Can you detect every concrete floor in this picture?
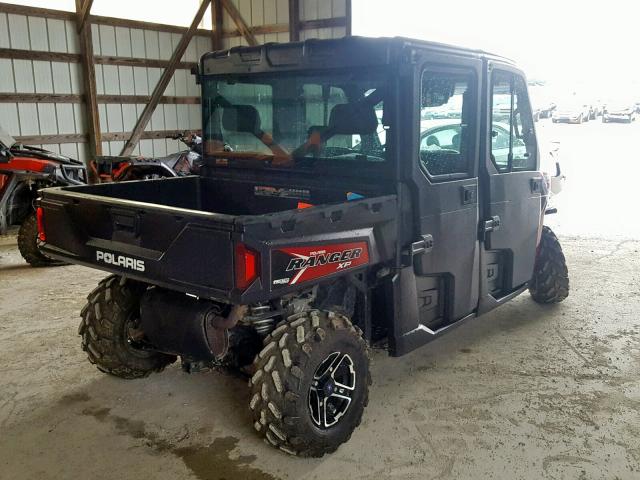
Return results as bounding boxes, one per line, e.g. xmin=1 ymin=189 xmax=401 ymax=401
xmin=2 ymin=119 xmax=640 ymax=479
xmin=1 ymin=233 xmax=639 ymax=480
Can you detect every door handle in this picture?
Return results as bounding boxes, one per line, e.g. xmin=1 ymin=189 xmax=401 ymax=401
xmin=402 ymin=234 xmax=434 ymax=265
xmin=482 ymin=215 xmax=501 ymax=234
xmin=461 ymin=185 xmax=478 ymax=205
xmin=411 ymin=234 xmax=434 ymax=256
xmin=530 ymin=177 xmax=544 ymax=194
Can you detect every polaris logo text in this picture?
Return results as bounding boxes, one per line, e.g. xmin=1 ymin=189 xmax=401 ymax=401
xmin=286 ymin=248 xmax=363 ymax=271
xmin=96 ymin=250 xmax=145 ymax=272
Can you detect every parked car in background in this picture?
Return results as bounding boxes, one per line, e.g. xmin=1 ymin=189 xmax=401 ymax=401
xmin=591 ymin=100 xmax=605 ymax=118
xmin=602 ymin=102 xmax=636 ymax=123
xmin=529 ymin=87 xmax=556 ymax=119
xmin=552 ymin=102 xmax=591 ymax=123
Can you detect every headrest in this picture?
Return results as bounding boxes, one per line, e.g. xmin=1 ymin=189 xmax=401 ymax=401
xmin=328 ymin=103 xmax=378 ymax=135
xmin=222 ymin=105 xmax=261 ymax=134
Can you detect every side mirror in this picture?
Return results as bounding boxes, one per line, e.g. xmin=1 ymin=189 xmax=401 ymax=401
xmin=190 ymin=65 xmax=200 ymax=85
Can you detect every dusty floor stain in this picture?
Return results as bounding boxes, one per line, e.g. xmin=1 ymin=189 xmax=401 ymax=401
xmin=58 ymin=392 xmax=91 ymax=405
xmin=175 ymin=437 xmax=276 ymax=480
xmin=82 ymin=406 xmax=277 ymax=479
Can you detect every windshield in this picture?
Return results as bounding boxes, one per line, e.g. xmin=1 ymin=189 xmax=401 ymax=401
xmin=201 ymin=71 xmax=389 ymax=170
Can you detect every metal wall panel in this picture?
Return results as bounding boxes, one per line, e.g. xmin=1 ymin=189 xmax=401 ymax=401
xmin=0 ymin=1 xmax=349 ymax=164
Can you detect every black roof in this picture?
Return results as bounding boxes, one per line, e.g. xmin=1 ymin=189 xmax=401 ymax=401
xmin=200 ymin=36 xmax=515 ymax=76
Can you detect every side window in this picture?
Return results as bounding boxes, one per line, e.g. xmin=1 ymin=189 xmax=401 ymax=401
xmin=419 ymin=71 xmax=475 ymax=178
xmin=491 ymin=72 xmax=537 ymax=172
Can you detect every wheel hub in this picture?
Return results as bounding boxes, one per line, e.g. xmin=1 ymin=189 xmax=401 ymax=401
xmin=308 ymin=352 xmax=356 ymax=429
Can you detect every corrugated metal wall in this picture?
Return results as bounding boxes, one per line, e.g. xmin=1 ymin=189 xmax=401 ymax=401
xmin=0 ymin=13 xmax=88 ymax=159
xmin=91 ymin=23 xmax=208 ymax=158
xmin=0 ymin=0 xmax=349 ymax=164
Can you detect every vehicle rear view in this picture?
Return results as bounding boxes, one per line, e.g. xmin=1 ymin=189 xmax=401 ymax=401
xmin=37 ymin=36 xmax=568 ymax=457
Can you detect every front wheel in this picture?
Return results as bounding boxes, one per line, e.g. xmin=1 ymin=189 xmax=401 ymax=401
xmin=79 ymin=275 xmax=176 ymax=379
xmin=249 ymin=310 xmax=370 ymax=457
xmin=17 ymin=212 xmax=65 ymax=267
xmin=529 ymin=226 xmax=569 ymax=304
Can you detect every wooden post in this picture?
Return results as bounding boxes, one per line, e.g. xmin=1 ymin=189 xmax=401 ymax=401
xmin=120 ymin=0 xmax=212 ymax=156
xmin=288 ymin=0 xmax=300 ymax=41
xmin=76 ymin=0 xmax=93 ymax=32
xmin=219 ymin=0 xmax=258 ymax=46
xmin=345 ymin=0 xmax=352 ymax=36
xmin=75 ymin=0 xmax=101 ymax=183
xmin=211 ymin=0 xmax=223 ymax=51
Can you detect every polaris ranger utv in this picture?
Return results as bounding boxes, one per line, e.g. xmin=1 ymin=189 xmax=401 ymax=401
xmin=37 ymin=37 xmax=569 ymax=457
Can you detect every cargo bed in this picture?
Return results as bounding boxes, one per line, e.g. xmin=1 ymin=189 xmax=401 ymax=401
xmin=39 ymin=176 xmax=398 ymax=303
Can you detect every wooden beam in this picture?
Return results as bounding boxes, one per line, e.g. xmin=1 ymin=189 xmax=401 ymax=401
xmin=0 ymin=93 xmax=200 ymax=104
xmin=13 ymin=130 xmax=202 ymax=146
xmin=76 ymin=0 xmax=101 ymax=183
xmin=345 ymin=0 xmax=352 ymax=36
xmin=0 ymin=48 xmax=196 ymax=70
xmin=14 ymin=133 xmax=87 ymax=145
xmin=220 ymin=0 xmax=258 ymax=46
xmin=211 ymin=0 xmax=223 ymax=51
xmin=299 ymin=17 xmax=348 ymax=30
xmin=223 ymin=23 xmax=288 ymax=37
xmin=103 ymin=129 xmax=201 ymax=142
xmin=94 ymin=55 xmax=196 ymax=70
xmin=288 ymin=0 xmax=300 ymax=41
xmin=0 ymin=48 xmax=80 ymax=63
xmin=0 ymin=93 xmax=82 ymax=103
xmin=87 ymin=14 xmax=213 ymax=37
xmin=120 ymin=0 xmax=211 ymax=156
xmin=98 ymin=95 xmax=200 ymax=105
xmin=76 ymin=0 xmax=93 ymax=32
xmin=0 ymin=2 xmax=73 ymax=21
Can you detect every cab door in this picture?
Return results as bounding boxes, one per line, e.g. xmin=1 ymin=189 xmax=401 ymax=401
xmin=479 ymin=64 xmax=544 ymax=307
xmin=389 ymin=59 xmax=483 ymax=357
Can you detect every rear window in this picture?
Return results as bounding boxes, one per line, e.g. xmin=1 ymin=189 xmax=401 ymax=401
xmin=201 ymin=71 xmax=390 ymax=172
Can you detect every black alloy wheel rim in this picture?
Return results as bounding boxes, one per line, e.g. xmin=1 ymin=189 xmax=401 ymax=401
xmin=308 ymin=351 xmax=356 ymax=429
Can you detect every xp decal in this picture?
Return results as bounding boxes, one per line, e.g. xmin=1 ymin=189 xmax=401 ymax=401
xmin=271 ymin=241 xmax=369 ymax=288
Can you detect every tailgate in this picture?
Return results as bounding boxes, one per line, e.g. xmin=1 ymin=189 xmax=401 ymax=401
xmin=39 ymin=187 xmax=236 ymax=298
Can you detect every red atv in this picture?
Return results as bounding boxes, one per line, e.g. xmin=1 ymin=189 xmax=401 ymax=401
xmin=0 ymin=127 xmax=86 ymax=266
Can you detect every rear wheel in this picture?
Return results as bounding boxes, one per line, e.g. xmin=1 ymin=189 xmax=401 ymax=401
xmin=529 ymin=226 xmax=569 ymax=304
xmin=78 ymin=275 xmax=176 ymax=379
xmin=249 ymin=310 xmax=370 ymax=457
xmin=17 ymin=212 xmax=65 ymax=267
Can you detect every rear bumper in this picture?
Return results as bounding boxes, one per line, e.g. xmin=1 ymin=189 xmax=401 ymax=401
xmin=42 ymin=242 xmax=235 ymax=301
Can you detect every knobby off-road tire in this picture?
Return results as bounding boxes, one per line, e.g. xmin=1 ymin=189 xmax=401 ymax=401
xmin=249 ymin=310 xmax=370 ymax=457
xmin=17 ymin=212 xmax=64 ymax=267
xmin=529 ymin=226 xmax=569 ymax=304
xmin=78 ymin=275 xmax=175 ymax=379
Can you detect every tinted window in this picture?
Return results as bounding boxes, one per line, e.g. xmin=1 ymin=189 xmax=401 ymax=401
xmin=491 ymin=72 xmax=537 ymax=172
xmin=202 ymin=72 xmax=388 ymax=170
xmin=419 ymin=71 xmax=474 ymax=177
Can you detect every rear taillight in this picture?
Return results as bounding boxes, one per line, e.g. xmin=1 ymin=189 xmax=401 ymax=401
xmin=235 ymin=243 xmax=260 ymax=290
xmin=36 ymin=207 xmax=46 ymax=242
